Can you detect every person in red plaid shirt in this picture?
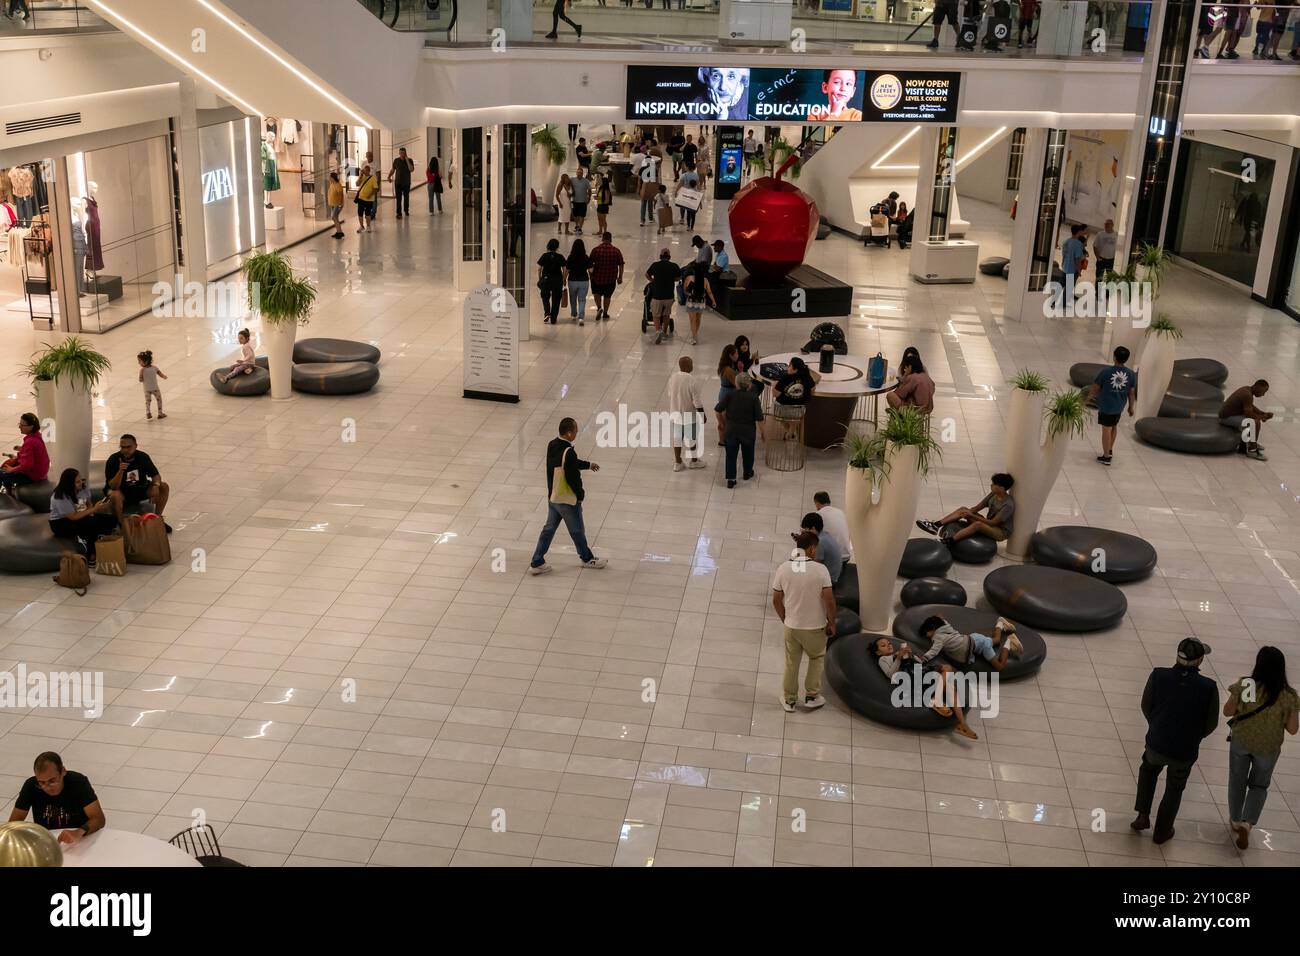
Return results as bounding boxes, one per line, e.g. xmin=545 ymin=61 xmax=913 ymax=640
xmin=588 ymin=232 xmax=625 ymax=322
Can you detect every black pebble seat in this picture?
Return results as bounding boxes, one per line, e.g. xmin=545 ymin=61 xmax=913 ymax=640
xmin=210 ymin=364 xmax=271 ymax=396
xmin=1164 ymin=376 xmax=1222 ymax=403
xmin=983 ymin=565 xmax=1127 ymax=632
xmin=293 ymin=338 xmax=381 ymax=365
xmin=1031 ymin=526 xmax=1157 ymax=583
xmin=1000 ymin=261 xmax=1010 ymax=279
xmin=824 ymin=632 xmax=968 ymax=730
xmin=1135 ymin=417 xmax=1239 ymax=454
xmin=898 ymin=538 xmax=954 ymax=578
xmin=1173 ymin=358 xmax=1229 ymax=388
xmin=1068 ymin=362 xmax=1105 ymax=389
xmin=1158 ymin=395 xmax=1223 ymax=419
xmin=14 ymin=480 xmax=54 ymax=514
xmin=830 ymin=606 xmax=861 ymax=643
xmin=900 ymin=576 xmax=967 ymax=608
xmin=833 ymin=562 xmax=859 ymax=613
xmin=941 ymin=521 xmax=997 ymax=564
xmin=0 ymin=495 xmax=28 ymax=519
xmin=979 ymin=256 xmax=1009 ymax=276
xmin=291 ymin=361 xmax=380 ymax=395
xmin=531 ymin=202 xmax=557 ymax=223
xmin=891 ymin=604 xmax=1047 ymax=680
xmin=0 ymin=512 xmax=69 ymax=572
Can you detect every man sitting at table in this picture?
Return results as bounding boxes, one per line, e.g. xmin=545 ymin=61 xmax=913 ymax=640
xmin=8 ymin=751 xmax=106 ymax=845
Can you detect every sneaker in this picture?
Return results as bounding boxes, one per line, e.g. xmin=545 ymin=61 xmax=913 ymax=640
xmin=742 ymin=471 xmax=754 ymax=481
xmin=1130 ymin=813 xmax=1151 ymax=832
xmin=1248 ymin=448 xmax=1268 ymax=461
xmin=576 ymin=24 xmax=582 ymax=38
xmin=1097 ymin=454 xmax=1112 ymax=466
xmin=1290 ymin=50 xmax=1300 ymax=61
xmin=926 ymin=39 xmax=938 ymax=48
xmin=87 ymin=554 xmax=96 ymax=569
xmin=995 ymin=616 xmax=1016 ymax=634
xmin=163 ymin=523 xmax=173 ymax=534
xmin=780 ymin=697 xmax=796 ymax=713
xmin=544 ymin=32 xmax=557 ymax=39
xmin=1008 ymin=633 xmax=1024 ymax=656
xmin=1267 ymin=53 xmax=1281 ymax=60
xmin=654 ymin=331 xmax=664 ymax=344
xmin=1232 ymin=822 xmax=1251 ymax=850
xmin=1153 ymin=828 xmax=1175 ymax=845
xmin=528 ymin=563 xmax=552 ymax=575
xmin=157 ymin=413 xmax=167 ymax=420
xmin=581 ymin=557 xmax=608 ymax=569
xmin=687 ymin=459 xmax=706 ymax=469
xmin=915 ymin=519 xmax=941 ymax=535
xmin=687 ymin=337 xmax=697 ymax=345
xmin=673 ymin=462 xmax=684 ymax=473
xmin=578 ymin=318 xmax=584 ymax=327
xmin=803 ymin=695 xmax=825 ymax=710
xmin=1222 ymin=50 xmax=1240 ymax=59
xmin=146 ymin=413 xmax=152 ymax=420
xmin=727 ymin=479 xmax=736 ymax=489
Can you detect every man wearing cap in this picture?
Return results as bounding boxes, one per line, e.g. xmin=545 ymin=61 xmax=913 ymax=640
xmin=645 ymin=248 xmax=681 ymax=346
xmin=1131 ymin=638 xmax=1219 ymax=844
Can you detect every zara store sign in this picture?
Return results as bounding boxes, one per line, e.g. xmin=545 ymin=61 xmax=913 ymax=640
xmin=202 ymin=166 xmax=234 ymax=205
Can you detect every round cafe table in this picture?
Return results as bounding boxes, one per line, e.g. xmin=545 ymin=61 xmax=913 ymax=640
xmin=757 ymin=352 xmax=897 ymax=449
xmin=53 ymin=828 xmax=202 ymax=867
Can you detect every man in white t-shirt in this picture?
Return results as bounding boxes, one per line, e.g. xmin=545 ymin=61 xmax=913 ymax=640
xmin=772 ymin=531 xmax=836 ymax=713
xmin=667 ymin=356 xmax=706 ymax=473
xmin=813 ymin=491 xmax=852 ymax=561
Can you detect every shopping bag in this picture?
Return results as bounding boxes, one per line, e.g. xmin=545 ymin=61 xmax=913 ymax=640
xmin=95 ymin=534 xmax=126 ymax=576
xmin=561 ymin=286 xmax=569 ymax=310
xmin=123 ymin=514 xmax=171 ymax=565
xmin=675 ymin=188 xmax=703 ymax=211
xmin=549 ymin=448 xmax=578 ymax=506
xmin=657 ymin=205 xmax=674 ymax=228
xmin=867 ymin=352 xmax=887 ymax=389
xmin=871 ymin=212 xmax=889 ymax=230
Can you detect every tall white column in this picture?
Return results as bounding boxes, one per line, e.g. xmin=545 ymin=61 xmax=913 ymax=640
xmin=500 ymin=0 xmax=531 ymax=41
xmin=453 ymin=127 xmax=487 ymax=293
xmin=46 ymin=156 xmax=80 ymax=333
xmin=1035 ymin=0 xmax=1088 ymax=56
xmin=174 ymin=77 xmax=208 ymax=287
xmin=1004 ymin=128 xmax=1061 ymax=322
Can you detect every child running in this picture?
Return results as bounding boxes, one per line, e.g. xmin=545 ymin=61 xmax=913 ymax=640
xmin=138 ymin=350 xmax=167 ymax=420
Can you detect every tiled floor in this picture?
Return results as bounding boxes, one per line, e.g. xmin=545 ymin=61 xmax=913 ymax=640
xmin=1 ymin=157 xmax=1299 ymax=868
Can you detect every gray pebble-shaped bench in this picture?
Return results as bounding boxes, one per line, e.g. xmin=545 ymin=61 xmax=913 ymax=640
xmin=291 ymin=361 xmax=380 ymax=395
xmin=11 ymin=481 xmax=52 ymax=514
xmin=833 ymin=562 xmax=859 ymax=613
xmin=1135 ymin=417 xmax=1240 ymax=454
xmin=1173 ymin=358 xmax=1228 ymax=388
xmin=900 ymin=576 xmax=967 ymax=608
xmin=941 ymin=521 xmax=998 ymax=564
xmin=0 ymin=512 xmax=69 ymax=573
xmin=1069 ymin=362 xmax=1105 ymax=389
xmin=979 ymin=256 xmax=1010 ymax=277
xmin=983 ymin=565 xmax=1127 ymax=632
xmin=210 ymin=364 xmax=271 ymax=396
xmin=898 ymin=538 xmax=954 ymax=579
xmin=825 ymin=632 xmax=969 ymax=731
xmin=293 ymin=338 xmax=381 ymax=365
xmin=892 ymin=604 xmax=1046 ymax=680
xmin=1158 ymin=395 xmax=1223 ymax=419
xmin=1164 ymin=376 xmax=1222 ymax=404
xmin=1030 ymin=526 xmax=1157 ymax=583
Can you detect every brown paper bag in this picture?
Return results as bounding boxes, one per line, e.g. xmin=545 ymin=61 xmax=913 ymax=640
xmin=123 ymin=515 xmax=171 ymax=565
xmin=95 ymin=534 xmax=126 ymax=576
xmin=656 ymin=205 xmax=674 ymax=228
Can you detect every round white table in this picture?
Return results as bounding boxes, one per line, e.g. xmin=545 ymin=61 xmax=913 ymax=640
xmin=757 ymin=351 xmax=898 ymax=448
xmin=53 ymin=828 xmax=202 ymax=867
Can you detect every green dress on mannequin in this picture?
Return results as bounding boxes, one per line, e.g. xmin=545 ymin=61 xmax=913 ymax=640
xmin=261 ymin=141 xmax=281 ymax=192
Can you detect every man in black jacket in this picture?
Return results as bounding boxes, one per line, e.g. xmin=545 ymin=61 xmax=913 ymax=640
xmin=1131 ymin=637 xmax=1219 ymax=844
xmin=529 ymin=418 xmax=607 ymax=574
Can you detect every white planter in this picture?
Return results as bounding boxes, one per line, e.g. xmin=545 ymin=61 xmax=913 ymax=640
xmin=51 ymin=377 xmax=92 ymax=480
xmin=844 ymin=444 xmax=924 ymax=633
xmin=531 ymin=145 xmax=561 ymax=203
xmin=1003 ymin=387 xmax=1070 ymax=560
xmin=1134 ymin=332 xmax=1176 ymax=420
xmin=33 ymin=379 xmax=56 ymax=441
xmin=263 ymin=322 xmax=297 ymax=400
xmin=1104 ymin=301 xmax=1146 ymax=364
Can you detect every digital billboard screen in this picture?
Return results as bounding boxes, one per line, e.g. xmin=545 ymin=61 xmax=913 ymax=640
xmin=625 ymin=66 xmax=959 ymax=124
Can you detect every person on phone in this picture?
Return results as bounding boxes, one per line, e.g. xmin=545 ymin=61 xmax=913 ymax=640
xmin=869 ymin=637 xmax=980 ymax=739
xmin=529 ymin=418 xmax=606 ymax=574
xmin=104 ymin=434 xmax=169 ymax=530
xmin=386 ymin=147 xmax=415 ymax=218
xmin=9 ymin=752 xmax=106 ymax=844
xmin=773 ymin=531 xmax=836 ymax=713
xmin=1220 ymin=379 xmax=1273 ymax=461
xmin=48 ymin=468 xmax=117 ymax=567
xmin=0 ymin=412 xmax=48 ymax=493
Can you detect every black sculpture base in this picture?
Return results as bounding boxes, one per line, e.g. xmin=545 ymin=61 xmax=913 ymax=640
xmin=715 ymin=264 xmax=853 ymax=321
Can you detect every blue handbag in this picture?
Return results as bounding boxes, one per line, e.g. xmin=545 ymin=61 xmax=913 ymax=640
xmin=867 ymin=352 xmax=887 ymax=389
xmin=676 ymin=280 xmax=687 ymax=306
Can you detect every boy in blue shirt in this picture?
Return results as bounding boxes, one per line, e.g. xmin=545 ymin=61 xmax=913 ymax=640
xmin=1086 ymin=345 xmax=1137 ymax=466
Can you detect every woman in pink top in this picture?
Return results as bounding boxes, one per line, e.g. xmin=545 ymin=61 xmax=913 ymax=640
xmin=0 ymin=413 xmax=49 ymax=492
xmin=887 ymin=350 xmax=936 ymax=415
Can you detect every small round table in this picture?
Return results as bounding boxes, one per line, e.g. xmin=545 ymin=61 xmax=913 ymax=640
xmin=757 ymin=352 xmax=897 ymax=449
xmin=53 ymin=828 xmax=202 ymax=867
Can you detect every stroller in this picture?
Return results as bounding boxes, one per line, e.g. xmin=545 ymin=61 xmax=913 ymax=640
xmin=865 ymin=202 xmax=892 ymax=248
xmin=640 ymin=281 xmax=676 ymax=336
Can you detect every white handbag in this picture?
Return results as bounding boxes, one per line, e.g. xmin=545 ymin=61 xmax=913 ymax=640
xmin=549 ymin=447 xmax=578 ymax=506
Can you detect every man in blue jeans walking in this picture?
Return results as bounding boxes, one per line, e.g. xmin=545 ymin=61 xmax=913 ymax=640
xmin=529 ymin=417 xmax=608 ymax=574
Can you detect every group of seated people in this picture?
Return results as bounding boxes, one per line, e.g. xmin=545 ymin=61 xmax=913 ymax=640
xmin=0 ymin=418 xmax=169 ymax=568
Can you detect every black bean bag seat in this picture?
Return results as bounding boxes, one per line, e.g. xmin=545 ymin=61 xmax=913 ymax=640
xmin=979 ymin=256 xmax=1009 ymax=276
xmin=1030 ymin=526 xmax=1157 ymax=583
xmin=14 ymin=480 xmax=55 ymax=514
xmin=830 ymin=606 xmax=860 ymax=643
xmin=898 ymin=538 xmax=953 ymax=579
xmin=1158 ymin=395 xmax=1223 ymax=419
xmin=892 ymin=604 xmax=1047 ymax=680
xmin=291 ymin=361 xmax=380 ymax=395
xmin=293 ymin=338 xmax=381 ymax=365
xmin=210 ymin=364 xmax=271 ymax=397
xmin=0 ymin=512 xmax=71 ymax=572
xmin=825 ymin=632 xmax=967 ymax=730
xmin=983 ymin=565 xmax=1127 ymax=632
xmin=900 ymin=576 xmax=967 ymax=608
xmin=1164 ymin=376 xmax=1222 ymax=404
xmin=833 ymin=562 xmax=859 ymax=613
xmin=941 ymin=521 xmax=997 ymax=564
xmin=1135 ymin=417 xmax=1239 ymax=454
xmin=1069 ymin=362 xmax=1105 ymax=389
xmin=1173 ymin=358 xmax=1228 ymax=388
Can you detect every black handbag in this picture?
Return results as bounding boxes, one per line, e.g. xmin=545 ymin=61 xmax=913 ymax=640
xmin=1226 ymin=691 xmax=1280 ymax=742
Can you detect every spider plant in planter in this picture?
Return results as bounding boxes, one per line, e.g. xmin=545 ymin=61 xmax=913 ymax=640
xmin=242 ymin=251 xmax=315 ymax=400
xmin=22 ymin=349 xmax=58 ymax=429
xmin=1004 ymin=386 xmax=1087 ymax=560
xmin=1135 ymin=242 xmax=1171 ymax=301
xmin=841 ymin=406 xmax=942 ymax=631
xmin=531 ymin=125 xmax=568 ymax=197
xmin=1134 ymin=314 xmax=1181 ymax=420
xmin=1011 ymin=369 xmax=1049 ymax=393
xmin=43 ymin=337 xmax=111 ymax=477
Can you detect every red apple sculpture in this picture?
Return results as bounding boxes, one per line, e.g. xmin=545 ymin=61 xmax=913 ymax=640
xmin=728 ymin=154 xmax=819 ymax=284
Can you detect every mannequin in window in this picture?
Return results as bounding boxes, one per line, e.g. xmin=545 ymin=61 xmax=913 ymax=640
xmin=69 ymin=198 xmax=88 ymax=298
xmin=261 ymin=133 xmax=280 ymax=209
xmin=83 ymin=180 xmax=104 ymax=274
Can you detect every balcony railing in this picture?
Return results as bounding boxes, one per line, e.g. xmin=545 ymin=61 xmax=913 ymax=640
xmin=0 ymin=1 xmax=113 ymax=34
xmin=1190 ymin=2 xmax=1300 ymax=63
